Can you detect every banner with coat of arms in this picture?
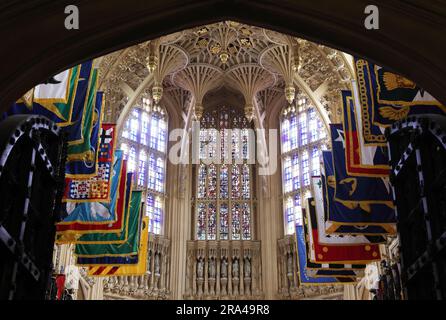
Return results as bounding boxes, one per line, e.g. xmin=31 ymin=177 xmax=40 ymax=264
xmin=301 ymin=207 xmax=365 ymax=278
xmin=64 ymin=123 xmax=116 ymax=200
xmin=312 ymin=177 xmax=386 ymax=244
xmin=304 ymin=198 xmax=381 ymax=264
xmin=354 ymin=58 xmax=445 ymax=146
xmin=342 ymin=89 xmax=390 ymax=177
xmin=295 ymin=225 xmax=356 ymax=285
xmin=322 ymin=151 xmax=396 ymax=235
xmin=55 ymin=154 xmax=128 ymax=241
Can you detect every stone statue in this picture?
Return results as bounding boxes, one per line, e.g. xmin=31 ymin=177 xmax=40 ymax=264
xmin=147 ymin=251 xmax=152 ymax=273
xmin=209 ymin=258 xmax=216 ymax=279
xmin=221 ymin=258 xmax=228 ymax=278
xmin=197 ymin=258 xmax=204 ymax=279
xmin=287 ymin=253 xmax=294 ymax=274
xmin=232 ymin=259 xmax=239 ymax=278
xmin=154 ymin=252 xmax=160 ymax=275
xmin=244 ymin=257 xmax=251 ymax=278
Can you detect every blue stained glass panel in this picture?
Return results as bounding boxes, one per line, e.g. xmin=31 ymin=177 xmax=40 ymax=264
xmin=242 ymin=203 xmax=251 ymax=240
xmin=220 ymin=203 xmax=229 ymax=240
xmin=231 ymin=203 xmax=241 ymax=240
xmin=231 ymin=165 xmax=241 ymax=199
xmin=197 ymin=203 xmax=206 ymax=240
xmin=208 ymin=203 xmax=217 ymax=240
xmin=220 ymin=165 xmax=229 ymax=199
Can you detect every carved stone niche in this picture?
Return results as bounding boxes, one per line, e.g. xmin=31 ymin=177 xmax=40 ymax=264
xmin=102 ymin=233 xmax=171 ymax=300
xmin=277 ymin=236 xmax=345 ymax=300
xmin=185 ymin=240 xmax=263 ymax=300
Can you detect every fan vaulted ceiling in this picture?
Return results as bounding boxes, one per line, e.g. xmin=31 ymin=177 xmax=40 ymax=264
xmin=97 ymin=21 xmax=354 ymax=126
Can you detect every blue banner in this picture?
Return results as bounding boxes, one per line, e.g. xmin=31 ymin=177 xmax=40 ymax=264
xmin=330 ymin=123 xmax=393 ymax=206
xmin=61 ymin=150 xmax=123 ymax=224
xmin=322 ymin=151 xmax=396 ymax=234
xmin=354 ymin=58 xmax=445 ymax=145
xmin=65 ymin=91 xmax=103 ymax=177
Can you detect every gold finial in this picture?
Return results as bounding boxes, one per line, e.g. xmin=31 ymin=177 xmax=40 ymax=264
xmin=285 ymin=85 xmax=296 ymax=104
xmin=244 ymin=103 xmax=255 ymax=122
xmin=152 ymin=85 xmax=163 ymax=104
xmin=219 ymin=51 xmax=229 ymax=64
xmin=194 ymin=103 xmax=204 ymax=120
xmin=146 ymin=54 xmax=158 ymax=73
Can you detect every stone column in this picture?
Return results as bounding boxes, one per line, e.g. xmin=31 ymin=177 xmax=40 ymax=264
xmin=167 ymin=161 xmax=192 ymax=299
xmin=257 ymin=169 xmax=282 ymax=299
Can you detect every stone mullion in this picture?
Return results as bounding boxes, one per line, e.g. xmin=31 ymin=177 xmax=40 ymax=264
xmin=249 ymin=163 xmax=254 ymax=240
xmin=194 ymin=164 xmax=199 ymax=240
xmin=204 ymin=251 xmax=209 ymax=296
xmin=149 ymin=247 xmax=156 ymax=290
xmin=192 ymin=253 xmax=197 ymax=296
xmin=216 ymin=164 xmax=221 ymax=240
xmin=228 ymin=164 xmax=233 ymax=240
xmin=239 ymin=250 xmax=245 ymax=296
xmin=228 ymin=256 xmax=233 ymax=296
xmin=216 ymin=254 xmax=221 ymax=296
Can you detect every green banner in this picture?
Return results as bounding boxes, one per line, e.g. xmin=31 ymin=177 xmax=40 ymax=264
xmin=74 ymin=190 xmax=143 ymax=257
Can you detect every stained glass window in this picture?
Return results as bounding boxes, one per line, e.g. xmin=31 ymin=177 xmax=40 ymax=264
xmin=290 ymin=116 xmax=299 ymax=151
xmin=146 ymin=193 xmax=163 ymax=235
xmin=299 ymin=112 xmax=308 ymax=146
xmin=280 ymin=99 xmax=327 ymax=233
xmin=138 ymin=150 xmax=147 ymax=187
xmin=293 ymin=193 xmax=303 ymax=227
xmin=220 ymin=165 xmax=229 ymax=199
xmin=150 ymin=116 xmax=160 ymax=150
xmin=241 ymin=165 xmax=250 ymax=199
xmin=195 ymin=107 xmax=254 ymax=240
xmin=119 ymin=102 xmax=168 ymax=235
xmin=292 ymin=154 xmax=300 ymax=191
xmin=208 ymin=203 xmax=217 ymax=240
xmin=241 ymin=203 xmax=251 ymax=240
xmin=232 ymin=203 xmax=241 ymax=240
xmin=155 ymin=157 xmax=164 ymax=193
xmin=309 ymin=108 xmax=318 ymax=142
xmin=283 ymin=157 xmax=292 ymax=193
xmin=318 ymin=118 xmax=326 ymax=139
xmin=141 ymin=112 xmax=149 ymax=146
xmin=312 ymin=146 xmax=320 ymax=176
xmin=302 ymin=151 xmax=310 ymax=187
xmin=198 ymin=164 xmax=207 ymax=198
xmin=284 ymin=197 xmax=295 ymax=235
xmin=148 ymin=154 xmax=156 ymax=190
xmin=197 ymin=203 xmax=206 ymax=240
xmin=208 ymin=164 xmax=217 ymax=199
xmin=128 ymin=146 xmax=136 ymax=173
xmin=231 ymin=165 xmax=241 ymax=199
xmin=220 ymin=203 xmax=229 ymax=240
xmin=130 ymin=110 xmax=139 ymax=142
xmin=232 ymin=129 xmax=242 ymax=161
xmin=282 ymin=119 xmax=290 ymax=153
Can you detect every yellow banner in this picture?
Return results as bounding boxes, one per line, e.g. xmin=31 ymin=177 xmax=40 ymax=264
xmin=87 ymin=217 xmax=149 ymax=277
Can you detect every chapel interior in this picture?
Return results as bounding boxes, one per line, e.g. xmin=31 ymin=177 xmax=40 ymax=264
xmin=0 ymin=5 xmax=445 ymax=301
xmin=68 ymin=22 xmax=349 ymax=300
